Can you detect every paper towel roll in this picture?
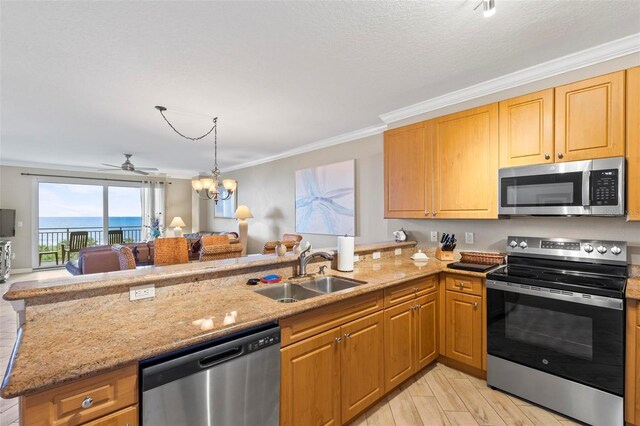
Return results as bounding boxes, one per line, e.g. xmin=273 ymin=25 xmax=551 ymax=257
xmin=337 ymin=235 xmax=355 ymax=272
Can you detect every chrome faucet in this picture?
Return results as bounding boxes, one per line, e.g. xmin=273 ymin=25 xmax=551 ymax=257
xmin=297 ymin=246 xmax=334 ymax=277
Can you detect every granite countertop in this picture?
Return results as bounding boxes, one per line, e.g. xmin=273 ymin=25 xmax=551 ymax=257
xmin=628 ymin=265 xmax=640 ymax=301
xmin=1 ymin=252 xmax=495 ymax=399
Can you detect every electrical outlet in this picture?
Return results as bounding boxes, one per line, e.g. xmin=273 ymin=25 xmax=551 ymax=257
xmin=394 ymin=248 xmax=402 ymax=255
xmin=465 ymin=232 xmax=474 ymax=244
xmin=17 ymin=221 xmax=23 ymax=228
xmin=430 ymin=231 xmax=438 ymax=242
xmin=353 ymin=254 xmax=360 ymax=262
xmin=130 ymin=284 xmax=155 ymax=301
xmin=372 ymin=251 xmax=381 ymax=259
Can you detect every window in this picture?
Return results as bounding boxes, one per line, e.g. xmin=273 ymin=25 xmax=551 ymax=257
xmin=37 ymin=181 xmax=142 ymax=266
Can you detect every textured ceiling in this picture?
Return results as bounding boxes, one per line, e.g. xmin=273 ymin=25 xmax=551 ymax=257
xmin=1 ymin=1 xmax=639 ymax=177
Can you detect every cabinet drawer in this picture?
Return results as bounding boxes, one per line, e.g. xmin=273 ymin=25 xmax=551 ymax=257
xmin=445 ymin=274 xmax=483 ymax=296
xmin=82 ymin=405 xmax=138 ymax=426
xmin=280 ymin=291 xmax=383 ymax=347
xmin=384 ymin=275 xmax=438 ymax=307
xmin=22 ymin=364 xmax=137 ymax=426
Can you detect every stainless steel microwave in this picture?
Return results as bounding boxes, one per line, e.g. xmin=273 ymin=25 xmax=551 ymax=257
xmin=498 ymin=157 xmax=625 ymax=216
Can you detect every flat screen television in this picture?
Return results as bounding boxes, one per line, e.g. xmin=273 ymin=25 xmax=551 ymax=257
xmin=0 ymin=209 xmax=16 ymax=238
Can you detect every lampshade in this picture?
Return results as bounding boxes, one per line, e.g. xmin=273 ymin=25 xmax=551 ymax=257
xmin=200 ymin=178 xmax=214 ymax=190
xmin=169 ymin=216 xmax=186 ymax=228
xmin=222 ymin=179 xmax=237 ymax=192
xmin=234 ymin=205 xmax=254 ymax=220
xmin=191 ymin=179 xmax=203 ymax=191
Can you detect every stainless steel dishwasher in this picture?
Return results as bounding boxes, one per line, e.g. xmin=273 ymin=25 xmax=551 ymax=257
xmin=141 ymin=324 xmax=280 ymax=426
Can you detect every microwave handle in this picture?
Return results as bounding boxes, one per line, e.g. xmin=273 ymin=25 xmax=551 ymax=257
xmin=582 ymin=170 xmax=591 ymax=208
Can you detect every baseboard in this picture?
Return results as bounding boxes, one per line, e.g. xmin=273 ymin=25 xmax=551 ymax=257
xmin=437 ymin=356 xmax=487 ymax=380
xmin=10 ymin=268 xmax=33 ymax=274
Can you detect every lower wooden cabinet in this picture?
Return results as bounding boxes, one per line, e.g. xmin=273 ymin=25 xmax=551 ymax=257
xmin=82 ymin=405 xmax=138 ymax=426
xmin=444 ymin=290 xmax=483 ymax=370
xmin=280 ymin=312 xmax=384 ymax=426
xmin=384 ymin=292 xmax=439 ymax=392
xmin=340 ymin=312 xmax=385 ymax=423
xmin=21 ymin=364 xmax=138 ymax=426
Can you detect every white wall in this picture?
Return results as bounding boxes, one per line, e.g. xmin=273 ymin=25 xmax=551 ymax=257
xmin=0 ymin=165 xmax=194 ymax=270
xmin=206 ymin=54 xmax=640 ymax=262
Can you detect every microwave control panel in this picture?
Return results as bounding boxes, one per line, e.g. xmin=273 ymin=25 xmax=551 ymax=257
xmin=590 ymin=169 xmax=618 ymax=206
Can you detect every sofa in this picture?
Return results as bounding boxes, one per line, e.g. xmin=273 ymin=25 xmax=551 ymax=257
xmin=66 ymin=242 xmax=154 ymax=276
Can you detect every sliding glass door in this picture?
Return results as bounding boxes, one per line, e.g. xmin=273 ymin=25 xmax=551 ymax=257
xmin=36 ymin=181 xmax=142 ymax=267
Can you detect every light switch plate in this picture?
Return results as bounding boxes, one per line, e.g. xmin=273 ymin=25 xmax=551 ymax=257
xmin=130 ymin=284 xmax=155 ymax=301
xmin=353 ymin=254 xmax=360 ymax=262
xmin=465 ymin=232 xmax=474 ymax=244
xmin=394 ymin=248 xmax=402 ymax=255
xmin=17 ymin=221 xmax=23 ymax=228
xmin=430 ymin=231 xmax=438 ymax=242
xmin=373 ymin=251 xmax=381 ymax=259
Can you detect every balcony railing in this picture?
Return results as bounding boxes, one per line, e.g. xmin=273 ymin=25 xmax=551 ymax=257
xmin=38 ymin=226 xmax=143 ymax=263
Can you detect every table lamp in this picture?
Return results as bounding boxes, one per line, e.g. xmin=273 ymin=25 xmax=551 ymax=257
xmin=169 ymin=216 xmax=186 ymax=237
xmin=234 ymin=205 xmax=253 ymax=256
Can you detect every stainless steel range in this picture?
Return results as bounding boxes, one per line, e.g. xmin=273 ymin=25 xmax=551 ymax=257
xmin=486 ymin=236 xmax=627 ymax=426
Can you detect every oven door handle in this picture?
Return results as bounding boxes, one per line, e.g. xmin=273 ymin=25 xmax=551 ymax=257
xmin=486 ymin=280 xmax=623 ymax=310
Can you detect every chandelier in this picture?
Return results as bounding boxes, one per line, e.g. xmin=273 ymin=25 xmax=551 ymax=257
xmin=155 ymin=106 xmax=237 ymax=204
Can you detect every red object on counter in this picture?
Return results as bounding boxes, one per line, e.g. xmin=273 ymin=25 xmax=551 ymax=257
xmin=260 ymin=275 xmax=282 ymax=284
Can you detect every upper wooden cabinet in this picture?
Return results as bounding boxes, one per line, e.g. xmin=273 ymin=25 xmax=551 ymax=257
xmin=384 ymin=122 xmax=430 ymax=218
xmin=432 ymin=104 xmax=499 ymax=219
xmin=499 ymin=89 xmax=554 ymax=167
xmin=627 ymin=66 xmax=640 ymax=221
xmin=555 ymin=71 xmax=625 ymax=162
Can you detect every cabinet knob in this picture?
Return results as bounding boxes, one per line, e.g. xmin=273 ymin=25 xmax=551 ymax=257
xmin=432 ymin=211 xmax=436 ymax=216
xmin=81 ymin=397 xmax=93 ymax=409
xmin=335 ymin=337 xmax=342 ymax=343
xmin=414 ymin=287 xmax=419 ymax=293
xmin=344 ymin=333 xmax=351 ymax=339
xmin=457 ymin=282 xmax=465 ymax=288
xmin=557 ymin=153 xmax=564 ymax=159
xmin=473 ymin=302 xmax=478 ymax=309
xmin=544 ymin=153 xmax=550 ymax=160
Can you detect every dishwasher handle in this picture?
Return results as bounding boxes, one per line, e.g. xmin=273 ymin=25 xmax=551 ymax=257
xmin=199 ymin=345 xmax=244 ymax=368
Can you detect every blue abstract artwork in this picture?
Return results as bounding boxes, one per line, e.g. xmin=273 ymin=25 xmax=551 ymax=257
xmin=295 ymin=160 xmax=355 ymax=236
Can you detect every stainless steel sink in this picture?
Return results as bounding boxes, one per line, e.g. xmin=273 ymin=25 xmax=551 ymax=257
xmin=299 ymin=276 xmax=367 ymax=293
xmin=253 ymin=283 xmax=323 ymax=303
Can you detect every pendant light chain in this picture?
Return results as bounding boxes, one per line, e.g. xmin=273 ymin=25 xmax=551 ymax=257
xmin=155 ymin=105 xmax=217 ymax=141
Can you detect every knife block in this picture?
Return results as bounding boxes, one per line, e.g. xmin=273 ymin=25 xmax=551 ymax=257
xmin=435 ymin=248 xmax=455 ymax=261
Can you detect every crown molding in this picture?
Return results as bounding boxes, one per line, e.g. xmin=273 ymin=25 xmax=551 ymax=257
xmin=379 ymin=33 xmax=640 ymax=124
xmin=224 ymin=123 xmax=387 ymax=172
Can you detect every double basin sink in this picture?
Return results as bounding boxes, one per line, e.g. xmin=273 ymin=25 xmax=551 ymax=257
xmin=254 ymin=276 xmax=367 ymax=303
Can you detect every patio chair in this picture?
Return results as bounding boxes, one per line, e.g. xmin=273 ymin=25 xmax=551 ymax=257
xmin=60 ymin=231 xmax=89 ymax=263
xmin=154 ymin=237 xmax=189 ymax=266
xmin=199 ymin=235 xmax=243 ymax=261
xmin=108 ymin=229 xmax=124 ymax=245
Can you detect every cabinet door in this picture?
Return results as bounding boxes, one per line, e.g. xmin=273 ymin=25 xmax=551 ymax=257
xmin=82 ymin=405 xmax=138 ymax=426
xmin=555 ymin=71 xmax=625 ymax=162
xmin=281 ymin=328 xmax=342 ymax=426
xmin=415 ymin=292 xmax=438 ymax=370
xmin=627 ymin=67 xmax=640 ymax=221
xmin=384 ymin=122 xmax=431 ymax=218
xmin=384 ymin=299 xmax=415 ymax=392
xmin=432 ymin=104 xmax=499 ymax=218
xmin=445 ymin=291 xmax=483 ymax=369
xmin=340 ymin=312 xmax=384 ymax=423
xmin=499 ymin=89 xmax=554 ymax=167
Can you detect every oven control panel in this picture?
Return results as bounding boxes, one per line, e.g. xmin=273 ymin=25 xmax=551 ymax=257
xmin=506 ymin=236 xmax=627 ymax=265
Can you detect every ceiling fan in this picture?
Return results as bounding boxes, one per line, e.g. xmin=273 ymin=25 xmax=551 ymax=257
xmin=98 ymin=154 xmax=158 ymax=176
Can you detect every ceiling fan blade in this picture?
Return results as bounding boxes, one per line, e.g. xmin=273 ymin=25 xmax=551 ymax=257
xmin=100 ymin=163 xmax=121 ymax=168
xmin=135 ymin=167 xmax=159 ymax=171
xmin=97 ymin=168 xmax=124 ymax=172
xmin=133 ymin=169 xmax=149 ymax=175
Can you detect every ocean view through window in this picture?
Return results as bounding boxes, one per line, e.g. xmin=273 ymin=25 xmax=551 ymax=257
xmin=38 ymin=182 xmax=142 ymax=265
